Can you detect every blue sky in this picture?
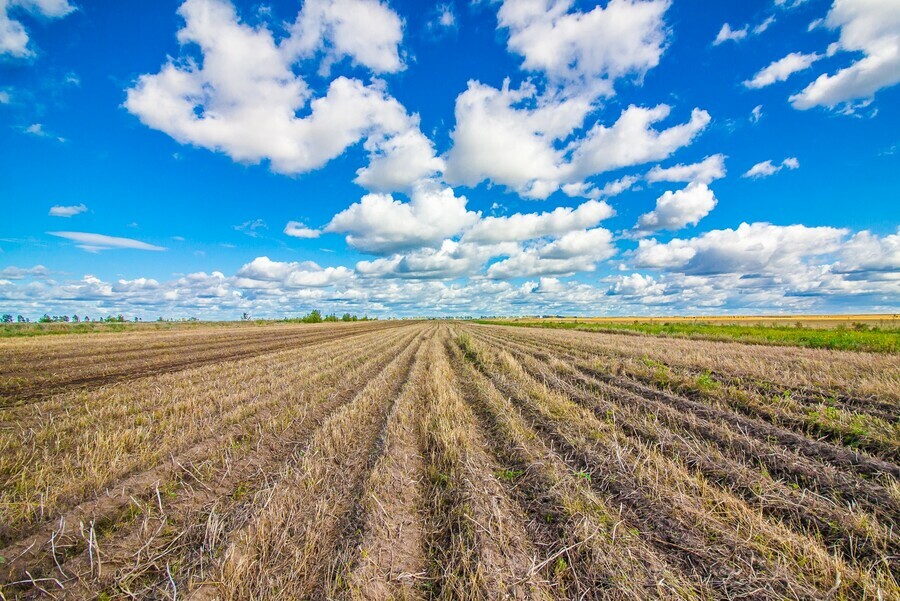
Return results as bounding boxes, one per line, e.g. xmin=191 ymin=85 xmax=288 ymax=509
xmin=1 ymin=0 xmax=898 ymax=319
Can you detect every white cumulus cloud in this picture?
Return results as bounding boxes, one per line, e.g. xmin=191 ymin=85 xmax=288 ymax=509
xmin=562 ymin=175 xmax=640 ymax=200
xmin=0 ymin=0 xmax=74 ymax=58
xmin=326 ymin=184 xmax=480 ymax=254
xmin=791 ymin=0 xmax=900 ymax=110
xmin=444 ymin=84 xmax=710 ymax=199
xmin=284 ymin=221 xmax=321 ymax=239
xmin=835 ymin=228 xmax=900 ymax=273
xmin=125 ymin=0 xmax=435 ymax=190
xmin=569 ymin=104 xmax=711 ymax=180
xmin=235 ymin=256 xmax=352 ymax=287
xmin=745 ymin=51 xmax=822 ymax=88
xmin=464 ymin=199 xmax=614 ymax=244
xmin=443 ymin=79 xmax=592 ymax=199
xmin=0 ymin=265 xmax=50 ymax=279
xmin=645 ymin=154 xmax=726 ymax=185
xmin=632 ymin=222 xmax=846 ymax=274
xmin=608 ymin=272 xmax=668 ymax=298
xmin=634 ymin=182 xmax=717 ymax=235
xmin=356 ymin=239 xmax=508 ymax=280
xmin=497 ymin=0 xmax=670 ymax=94
xmin=713 ymin=13 xmax=777 ymax=46
xmin=713 ymin=23 xmax=748 ymax=45
xmin=486 ymin=227 xmax=616 ymax=279
xmin=750 ymin=104 xmax=763 ymax=123
xmin=355 ymin=128 xmax=444 ymax=192
xmin=283 ymin=0 xmax=404 ymax=74
xmin=743 ymin=157 xmax=799 ymax=178
xmin=49 ymin=203 xmax=87 ymax=217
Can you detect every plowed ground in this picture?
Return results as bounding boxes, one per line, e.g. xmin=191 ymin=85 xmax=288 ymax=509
xmin=1 ymin=321 xmax=897 ymax=600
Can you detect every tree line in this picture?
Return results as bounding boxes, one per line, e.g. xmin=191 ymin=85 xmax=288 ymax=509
xmin=3 ymin=310 xmax=375 ymax=324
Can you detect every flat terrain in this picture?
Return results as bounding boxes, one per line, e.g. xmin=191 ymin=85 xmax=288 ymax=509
xmin=480 ymin=316 xmax=900 ymax=353
xmin=0 ymin=321 xmax=897 ymax=599
xmin=495 ymin=314 xmax=900 ymax=328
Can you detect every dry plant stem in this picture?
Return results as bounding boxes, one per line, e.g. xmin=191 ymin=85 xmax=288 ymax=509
xmin=335 ymin=333 xmax=433 ymax=600
xmin=475 ymin=328 xmax=900 ymax=518
xmin=457 ymin=330 xmax=899 ymax=599
xmin=0 ymin=321 xmax=404 ymax=404
xmin=46 ymin=327 xmax=424 ymax=599
xmin=475 ymin=326 xmax=899 ymax=458
xmin=475 ymin=324 xmax=900 ymax=404
xmin=203 ymin=325 xmax=431 ymax=599
xmin=419 ymin=327 xmax=552 ymax=600
xmin=498 ymin=338 xmax=897 ymax=565
xmin=445 ymin=336 xmax=708 ymax=601
xmin=0 ymin=327 xmax=416 ymax=590
xmin=1 ymin=321 xmax=895 ymax=601
xmin=474 ymin=325 xmax=898 ymax=421
xmin=0 ymin=325 xmax=410 ymax=543
xmin=476 ymin=327 xmax=900 ymax=484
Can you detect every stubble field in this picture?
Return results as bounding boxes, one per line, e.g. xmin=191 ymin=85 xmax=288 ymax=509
xmin=0 ymin=320 xmax=897 ymax=600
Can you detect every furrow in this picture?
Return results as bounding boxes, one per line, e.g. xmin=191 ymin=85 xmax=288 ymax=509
xmin=0 ymin=326 xmax=410 ymax=544
xmin=190 ymin=324 xmax=429 ymax=600
xmin=419 ymin=327 xmax=552 ymax=601
xmin=495 ymin=337 xmax=899 ymax=568
xmin=475 ymin=328 xmax=900 ymax=524
xmin=475 ymin=324 xmax=899 ymax=421
xmin=330 ymin=328 xmax=433 ymax=601
xmin=458 ymin=331 xmax=893 ymax=599
xmin=475 ymin=327 xmax=900 ymax=482
xmin=0 ymin=326 xmax=420 ymax=595
xmin=445 ymin=334 xmax=706 ymax=600
xmin=0 ymin=322 xmax=405 ymax=406
xmin=16 ymin=326 xmax=426 ymax=600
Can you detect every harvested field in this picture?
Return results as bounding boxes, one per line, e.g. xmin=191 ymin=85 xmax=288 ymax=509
xmin=0 ymin=321 xmax=405 ymax=404
xmin=478 ymin=318 xmax=900 ymax=353
xmin=1 ymin=321 xmax=897 ymax=600
xmin=495 ymin=314 xmax=900 ymax=329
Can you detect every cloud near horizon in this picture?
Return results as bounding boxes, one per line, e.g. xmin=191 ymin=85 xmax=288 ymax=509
xmin=5 ymin=223 xmax=898 ymax=318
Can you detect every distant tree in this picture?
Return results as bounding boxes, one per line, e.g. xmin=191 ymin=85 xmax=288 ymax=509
xmin=1 ymin=314 xmax=12 ymax=323
xmin=72 ymin=315 xmax=80 ymax=323
xmin=341 ymin=313 xmax=352 ymax=322
xmin=83 ymin=316 xmax=91 ymax=322
xmin=241 ymin=312 xmax=251 ymax=321
xmin=16 ymin=315 xmax=26 ymax=323
xmin=39 ymin=314 xmax=52 ymax=323
xmin=158 ymin=316 xmax=165 ymax=322
xmin=302 ymin=310 xmax=322 ymax=323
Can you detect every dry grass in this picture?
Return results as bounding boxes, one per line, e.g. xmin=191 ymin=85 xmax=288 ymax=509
xmin=0 ymin=321 xmax=403 ymax=403
xmin=477 ymin=322 xmax=900 ymax=401
xmin=418 ymin=329 xmax=550 ymax=600
xmin=504 ymin=314 xmax=900 ymax=328
xmin=0 ymin=324 xmax=410 ymax=541
xmin=205 ymin=327 xmax=429 ymax=599
xmin=0 ymin=320 xmax=897 ymax=600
